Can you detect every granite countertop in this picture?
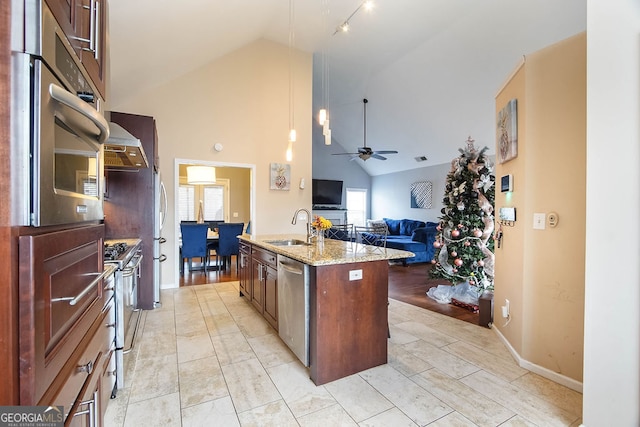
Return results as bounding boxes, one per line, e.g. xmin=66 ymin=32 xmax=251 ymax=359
xmin=239 ymin=234 xmax=414 ymax=266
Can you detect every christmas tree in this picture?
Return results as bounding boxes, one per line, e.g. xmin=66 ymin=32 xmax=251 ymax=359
xmin=430 ymin=137 xmax=496 ymax=291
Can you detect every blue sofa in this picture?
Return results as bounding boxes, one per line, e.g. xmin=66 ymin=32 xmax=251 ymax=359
xmin=369 ymin=218 xmax=438 ymax=264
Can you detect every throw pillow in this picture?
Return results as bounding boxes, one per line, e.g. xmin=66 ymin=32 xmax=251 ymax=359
xmin=366 ymin=219 xmax=388 ymax=234
xmin=383 ymin=218 xmax=402 ymax=235
xmin=400 ymin=219 xmax=426 ymax=235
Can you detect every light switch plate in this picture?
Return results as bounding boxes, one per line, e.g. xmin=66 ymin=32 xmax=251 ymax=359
xmin=349 ymin=269 xmax=363 ymax=281
xmin=533 ymin=213 xmax=546 ymax=230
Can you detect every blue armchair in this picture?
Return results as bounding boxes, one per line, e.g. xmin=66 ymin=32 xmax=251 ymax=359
xmin=180 ymin=223 xmax=210 ymax=274
xmin=216 ymin=222 xmax=245 ymax=272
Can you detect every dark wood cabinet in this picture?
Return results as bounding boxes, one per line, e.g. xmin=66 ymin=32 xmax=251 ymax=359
xmin=241 ymin=244 xmax=278 ymax=329
xmin=18 ymin=223 xmax=116 ymax=426
xmin=45 ymin=0 xmax=108 ymax=99
xmin=105 ymin=112 xmax=159 ymax=309
xmin=263 ymin=264 xmax=278 ymax=329
xmin=238 ymin=242 xmax=251 ymax=299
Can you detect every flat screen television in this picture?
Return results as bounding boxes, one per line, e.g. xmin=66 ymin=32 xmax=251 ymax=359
xmin=312 ymin=179 xmax=343 ymax=206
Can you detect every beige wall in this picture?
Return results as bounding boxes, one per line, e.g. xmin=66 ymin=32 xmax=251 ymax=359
xmin=113 ymin=39 xmax=313 ymax=288
xmin=494 ymin=33 xmax=586 ymax=384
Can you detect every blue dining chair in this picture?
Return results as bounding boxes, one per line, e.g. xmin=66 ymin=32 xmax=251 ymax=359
xmin=216 ymin=222 xmax=245 ymax=272
xmin=180 ymin=223 xmax=210 ymax=274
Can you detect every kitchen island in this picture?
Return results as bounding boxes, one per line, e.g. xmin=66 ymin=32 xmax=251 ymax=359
xmin=238 ymin=234 xmax=413 ymax=385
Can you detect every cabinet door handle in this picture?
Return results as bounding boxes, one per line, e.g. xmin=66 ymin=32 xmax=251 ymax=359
xmin=52 ymin=269 xmax=110 ymax=306
xmin=77 ymin=359 xmax=94 ymax=375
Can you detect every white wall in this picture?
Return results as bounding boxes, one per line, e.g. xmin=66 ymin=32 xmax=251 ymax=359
xmin=113 ymin=39 xmax=313 ymax=289
xmin=583 ymin=0 xmax=640 ymax=424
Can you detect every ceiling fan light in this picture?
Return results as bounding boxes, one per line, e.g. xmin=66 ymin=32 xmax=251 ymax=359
xmin=318 ymin=109 xmax=327 ymax=125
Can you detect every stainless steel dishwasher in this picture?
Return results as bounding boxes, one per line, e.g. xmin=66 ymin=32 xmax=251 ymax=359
xmin=277 ymin=254 xmax=309 ymax=366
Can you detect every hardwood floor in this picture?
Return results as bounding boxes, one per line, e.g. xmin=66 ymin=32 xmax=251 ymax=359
xmin=179 ymin=256 xmax=482 ymax=326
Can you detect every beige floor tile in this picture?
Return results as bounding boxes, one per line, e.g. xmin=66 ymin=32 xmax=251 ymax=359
xmin=180 ymin=395 xmax=240 ymax=427
xmin=267 ymin=361 xmax=336 ymax=418
xmin=402 ymin=340 xmax=480 ymax=379
xmin=499 ymin=415 xmax=538 ymax=426
xmin=236 ymin=400 xmax=299 ymax=427
xmin=136 ymin=331 xmax=177 ymax=360
xmin=297 ymin=403 xmax=359 ymax=426
xmin=203 ymin=312 xmax=242 ymax=336
xmin=388 ymin=324 xmax=420 ymax=345
xmin=174 ymin=311 xmax=208 ymax=337
xmin=358 ymin=364 xmax=453 ymax=425
xmin=209 ymin=331 xmax=255 ymax=366
xmin=412 ymin=368 xmax=514 ymax=426
xmin=198 ymin=298 xmax=229 ymax=316
xmin=235 ymin=311 xmax=278 ymax=338
xmin=358 ymin=407 xmax=419 ymax=426
xmin=394 ymin=321 xmax=459 ymax=347
xmin=511 ymin=372 xmax=583 ymax=418
xmin=427 ymin=411 xmax=478 ymax=426
xmin=128 ymin=353 xmax=179 ymax=404
xmin=444 ymin=340 xmax=528 ymax=382
xmin=387 ymin=341 xmax=432 ymax=376
xmin=178 ymin=355 xmax=228 ymax=408
xmin=176 ymin=332 xmax=215 ymax=363
xmin=324 ymin=373 xmax=394 ymax=422
xmin=460 ymin=370 xmax=580 ymax=426
xmin=247 ymin=333 xmax=297 ymax=368
xmin=221 ymin=357 xmax=281 ymax=413
xmin=104 ymin=386 xmax=130 ymax=427
xmin=123 ymin=392 xmax=181 ymax=427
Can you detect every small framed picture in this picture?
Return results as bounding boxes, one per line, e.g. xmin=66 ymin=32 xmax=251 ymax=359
xmin=270 ymin=163 xmax=290 ymax=190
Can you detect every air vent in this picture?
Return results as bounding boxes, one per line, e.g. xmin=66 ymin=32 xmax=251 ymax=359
xmin=414 ymin=156 xmax=428 ymax=162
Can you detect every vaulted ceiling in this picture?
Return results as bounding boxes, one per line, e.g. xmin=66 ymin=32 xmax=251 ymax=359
xmin=108 ymin=0 xmax=586 ymax=176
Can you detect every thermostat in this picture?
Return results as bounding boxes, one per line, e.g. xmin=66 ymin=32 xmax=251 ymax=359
xmin=501 ymin=174 xmax=513 ymax=192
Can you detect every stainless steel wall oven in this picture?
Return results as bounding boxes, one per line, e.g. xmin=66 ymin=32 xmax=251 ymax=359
xmin=12 ymin=1 xmax=109 ymax=227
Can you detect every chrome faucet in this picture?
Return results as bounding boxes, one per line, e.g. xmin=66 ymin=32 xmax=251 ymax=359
xmin=292 ymin=208 xmax=313 ymax=243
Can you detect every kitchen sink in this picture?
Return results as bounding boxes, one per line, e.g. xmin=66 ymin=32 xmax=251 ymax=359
xmin=264 ymin=239 xmax=310 ymax=246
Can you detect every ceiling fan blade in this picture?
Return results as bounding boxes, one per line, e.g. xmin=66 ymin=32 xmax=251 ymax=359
xmin=373 ymin=150 xmax=398 ymax=155
xmin=371 ymin=154 xmax=388 ymax=160
xmin=349 ymin=155 xmax=361 ymax=162
xmin=332 ymin=152 xmax=360 ymax=156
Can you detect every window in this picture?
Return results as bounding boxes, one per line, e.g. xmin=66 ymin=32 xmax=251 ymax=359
xmin=178 ymin=179 xmax=229 ymax=222
xmin=346 ymin=188 xmax=367 ymax=226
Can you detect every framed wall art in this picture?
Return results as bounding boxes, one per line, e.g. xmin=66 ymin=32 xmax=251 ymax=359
xmin=410 ymin=180 xmax=432 ymax=209
xmin=497 ymin=98 xmax=518 ymax=163
xmin=270 ymin=163 xmax=290 ymax=190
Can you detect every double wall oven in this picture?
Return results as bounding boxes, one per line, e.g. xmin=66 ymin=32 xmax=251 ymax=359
xmin=12 ymin=1 xmax=109 ymax=227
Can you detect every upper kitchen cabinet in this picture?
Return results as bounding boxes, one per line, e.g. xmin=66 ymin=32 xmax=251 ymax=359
xmin=46 ymin=0 xmax=108 ymax=99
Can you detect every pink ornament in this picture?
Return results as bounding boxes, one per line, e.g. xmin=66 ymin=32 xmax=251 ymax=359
xmin=451 ymin=229 xmax=460 ymax=238
xmin=473 ymin=229 xmax=483 ymax=238
xmin=433 ymin=241 xmax=441 ymax=248
xmin=436 ymin=225 xmax=442 ymax=231
xmin=454 ymin=258 xmax=463 ymax=267
xmin=457 ymin=224 xmax=464 ymax=229
xmin=452 ymin=268 xmax=458 ymax=273
xmin=478 ymin=260 xmax=485 ymax=267
xmin=450 ymin=251 xmax=457 ymax=257
xmin=469 ymin=280 xmax=475 ymax=285
xmin=464 ymin=241 xmax=471 ymax=247
xmin=431 ymin=259 xmax=436 ymax=264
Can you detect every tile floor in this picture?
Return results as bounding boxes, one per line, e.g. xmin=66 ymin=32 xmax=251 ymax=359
xmin=104 ymin=281 xmax=583 ymax=426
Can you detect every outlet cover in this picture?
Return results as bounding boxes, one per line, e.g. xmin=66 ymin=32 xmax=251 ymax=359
xmin=349 ymin=269 xmax=363 ymax=281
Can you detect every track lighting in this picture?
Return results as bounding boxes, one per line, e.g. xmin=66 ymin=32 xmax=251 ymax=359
xmin=333 ymin=0 xmax=374 ymax=36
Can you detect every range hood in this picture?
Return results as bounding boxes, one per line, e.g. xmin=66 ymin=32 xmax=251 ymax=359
xmin=104 ymin=122 xmax=149 ymax=169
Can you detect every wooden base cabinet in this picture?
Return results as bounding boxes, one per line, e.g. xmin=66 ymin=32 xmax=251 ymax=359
xmin=240 ymin=244 xmax=278 ymax=330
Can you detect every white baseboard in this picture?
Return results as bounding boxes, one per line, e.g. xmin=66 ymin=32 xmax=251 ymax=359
xmin=161 ymin=283 xmax=178 ymax=290
xmin=492 ymin=326 xmax=583 ymax=393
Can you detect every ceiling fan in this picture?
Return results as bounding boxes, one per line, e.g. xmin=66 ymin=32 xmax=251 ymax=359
xmin=333 ymin=98 xmax=398 ymax=161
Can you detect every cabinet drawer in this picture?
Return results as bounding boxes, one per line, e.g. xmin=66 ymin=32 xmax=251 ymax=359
xmin=49 ymin=298 xmax=113 ymax=417
xmin=239 ymin=241 xmax=251 ymax=254
xmin=252 ymin=247 xmax=277 ymax=267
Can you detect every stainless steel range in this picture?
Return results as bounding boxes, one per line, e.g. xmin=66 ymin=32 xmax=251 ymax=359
xmin=104 ymin=239 xmax=143 ymax=391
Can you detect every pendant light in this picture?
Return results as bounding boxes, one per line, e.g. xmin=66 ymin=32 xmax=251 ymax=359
xmin=186 ymin=165 xmax=216 ymax=184
xmin=320 ymin=0 xmax=331 ymax=145
xmin=287 ymin=0 xmax=296 ymax=160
